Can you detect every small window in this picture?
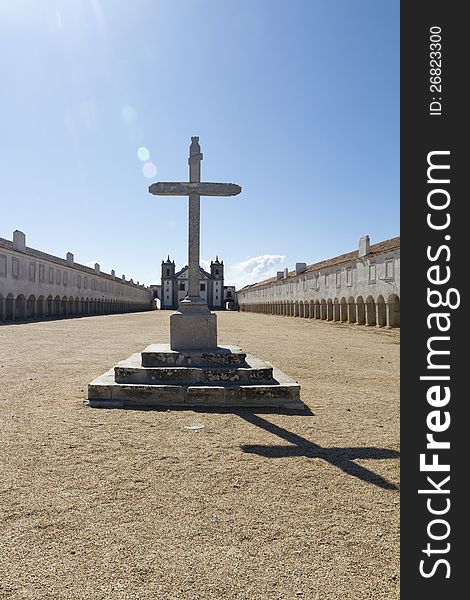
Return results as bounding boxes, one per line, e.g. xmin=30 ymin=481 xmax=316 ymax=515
xmin=78 ymin=275 xmax=81 ymax=289
xmin=56 ymin=269 xmax=61 ymax=284
xmin=215 ymin=295 xmax=218 ymax=300
xmin=49 ymin=267 xmax=54 ymax=283
xmin=335 ymin=270 xmax=341 ymax=287
xmin=84 ymin=276 xmax=88 ymax=289
xmin=39 ymin=264 xmax=45 ymax=282
xmin=63 ymin=271 xmax=67 ymax=286
xmin=179 ymin=282 xmax=185 ymax=291
xmin=369 ymin=264 xmax=376 ymax=282
xmin=215 ymin=269 xmax=219 ymax=275
xmin=324 ymin=274 xmax=328 ymax=287
xmin=29 ymin=262 xmax=36 ymax=282
xmin=346 ymin=268 xmax=352 ymax=286
xmin=166 ymin=269 xmax=170 ymax=276
xmin=226 ymin=291 xmax=232 ymax=298
xmin=385 ymin=259 xmax=394 ymax=279
xmin=200 ymin=283 xmax=206 ymax=292
xmin=0 ymin=255 xmax=6 ymax=278
xmin=12 ymin=258 xmax=20 ymax=279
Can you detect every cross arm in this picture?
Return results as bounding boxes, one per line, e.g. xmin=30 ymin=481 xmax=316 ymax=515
xmin=149 ymin=182 xmax=241 ymax=197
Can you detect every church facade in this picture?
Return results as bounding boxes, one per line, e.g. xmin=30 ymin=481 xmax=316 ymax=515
xmin=160 ymin=256 xmax=227 ymax=310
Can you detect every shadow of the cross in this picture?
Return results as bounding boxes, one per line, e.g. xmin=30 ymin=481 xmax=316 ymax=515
xmin=239 ymin=413 xmax=399 ymax=491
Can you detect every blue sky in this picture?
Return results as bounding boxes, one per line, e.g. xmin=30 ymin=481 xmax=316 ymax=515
xmin=0 ymin=0 xmax=399 ymax=288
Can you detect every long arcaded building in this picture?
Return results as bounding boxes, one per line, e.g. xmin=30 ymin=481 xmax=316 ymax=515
xmin=0 ymin=230 xmax=153 ymax=322
xmin=238 ymin=236 xmax=400 ymax=328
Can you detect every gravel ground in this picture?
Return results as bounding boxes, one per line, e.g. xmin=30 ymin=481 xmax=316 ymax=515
xmin=0 ymin=311 xmax=399 ymax=599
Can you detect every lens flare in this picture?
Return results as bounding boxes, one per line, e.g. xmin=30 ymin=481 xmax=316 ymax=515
xmin=142 ymin=162 xmax=157 ymax=178
xmin=137 ymin=146 xmax=150 ymax=162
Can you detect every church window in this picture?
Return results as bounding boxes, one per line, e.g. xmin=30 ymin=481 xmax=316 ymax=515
xmin=200 ymin=283 xmax=206 ymax=292
xmin=179 ymin=282 xmax=185 ymax=291
xmin=215 ymin=295 xmax=218 ymax=300
xmin=226 ymin=291 xmax=232 ymax=298
xmin=166 ymin=269 xmax=170 ymax=276
xmin=215 ymin=269 xmax=219 ymax=275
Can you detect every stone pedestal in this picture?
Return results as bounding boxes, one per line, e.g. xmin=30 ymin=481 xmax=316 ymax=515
xmin=88 ymin=343 xmax=304 ymax=410
xmin=170 ymin=297 xmax=217 ymax=351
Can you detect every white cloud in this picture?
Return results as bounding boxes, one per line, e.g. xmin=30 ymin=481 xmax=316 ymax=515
xmin=200 ymin=258 xmax=212 ymax=272
xmin=226 ymin=254 xmax=286 ymax=289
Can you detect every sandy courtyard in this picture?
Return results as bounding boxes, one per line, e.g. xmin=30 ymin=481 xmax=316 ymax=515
xmin=0 ymin=311 xmax=399 ymax=599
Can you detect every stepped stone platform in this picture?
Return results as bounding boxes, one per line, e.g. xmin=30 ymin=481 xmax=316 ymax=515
xmin=88 ymin=344 xmax=303 ymax=409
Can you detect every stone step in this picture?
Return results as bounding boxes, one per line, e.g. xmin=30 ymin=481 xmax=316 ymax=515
xmin=115 ymin=353 xmax=273 ymax=385
xmin=141 ymin=343 xmax=247 ymax=368
xmin=88 ymin=363 xmax=303 ymax=410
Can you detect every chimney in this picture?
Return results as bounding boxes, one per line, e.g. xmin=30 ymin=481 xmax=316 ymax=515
xmin=295 ymin=262 xmax=307 ymax=275
xmin=13 ymin=230 xmax=26 ymax=252
xmin=276 ymin=271 xmax=283 ymax=280
xmin=283 ymin=268 xmax=289 ymax=279
xmin=359 ymin=235 xmax=370 ymax=257
xmin=66 ymin=252 xmax=74 ymax=267
xmin=111 ymin=269 xmax=115 ymax=278
xmin=94 ymin=263 xmax=100 ymax=274
xmin=122 ymin=275 xmax=126 ymax=281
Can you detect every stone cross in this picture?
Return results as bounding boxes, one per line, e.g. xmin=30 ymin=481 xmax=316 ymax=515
xmin=149 ymin=137 xmax=241 ymax=307
xmin=149 ymin=137 xmax=241 ymax=351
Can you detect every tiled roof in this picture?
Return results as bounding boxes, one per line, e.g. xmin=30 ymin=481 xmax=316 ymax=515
xmin=239 ymin=237 xmax=400 ymax=291
xmin=0 ymin=236 xmax=145 ymax=289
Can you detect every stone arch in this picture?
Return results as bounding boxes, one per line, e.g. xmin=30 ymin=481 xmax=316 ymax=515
xmin=52 ymin=295 xmax=59 ymax=316
xmin=388 ymin=293 xmax=400 ymax=327
xmin=26 ymin=294 xmax=36 ymax=319
xmin=340 ymin=297 xmax=347 ymax=322
xmin=37 ymin=295 xmax=45 ymax=318
xmin=333 ymin=298 xmax=340 ymax=321
xmin=365 ymin=295 xmax=376 ymax=326
xmin=376 ymin=294 xmax=387 ymax=327
xmin=5 ymin=294 xmax=14 ymax=320
xmin=294 ymin=301 xmax=299 ymax=317
xmin=74 ymin=296 xmax=79 ymax=315
xmin=61 ymin=296 xmax=68 ymax=317
xmin=298 ymin=301 xmax=304 ymax=318
xmin=15 ymin=294 xmax=26 ymax=320
xmin=356 ymin=296 xmax=365 ymax=325
xmin=320 ymin=299 xmax=327 ymax=320
xmin=326 ymin=298 xmax=333 ymax=321
xmin=309 ymin=300 xmax=314 ymax=318
xmin=46 ymin=295 xmax=53 ymax=317
xmin=314 ymin=299 xmax=320 ymax=319
xmin=347 ymin=296 xmax=356 ymax=323
xmin=85 ymin=298 xmax=90 ymax=314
